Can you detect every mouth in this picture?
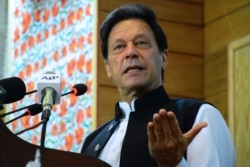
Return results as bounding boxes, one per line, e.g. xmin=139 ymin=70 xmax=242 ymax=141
xmin=124 ymin=65 xmax=144 ymax=74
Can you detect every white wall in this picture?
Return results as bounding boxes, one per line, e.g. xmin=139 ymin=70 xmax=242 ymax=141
xmin=0 ymin=0 xmax=8 ymax=79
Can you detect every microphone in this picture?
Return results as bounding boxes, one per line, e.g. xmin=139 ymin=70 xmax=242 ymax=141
xmin=37 ymin=72 xmax=61 ymax=120
xmin=0 ymin=85 xmax=7 ymax=103
xmin=0 ymin=85 xmax=7 ymax=108
xmin=5 ymin=104 xmax=42 ymax=125
xmin=0 ymin=77 xmax=26 ymax=104
xmin=0 ymin=103 xmax=42 ymax=118
xmin=1 ymin=83 xmax=87 ymax=118
xmin=62 ymin=83 xmax=87 ymax=96
xmin=15 ymin=84 xmax=88 ymax=137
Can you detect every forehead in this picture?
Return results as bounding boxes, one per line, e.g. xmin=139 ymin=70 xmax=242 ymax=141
xmin=108 ymin=19 xmax=154 ymax=40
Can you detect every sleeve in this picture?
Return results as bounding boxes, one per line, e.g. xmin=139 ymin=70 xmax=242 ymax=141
xmin=184 ymin=104 xmax=236 ymax=167
xmin=175 ymin=157 xmax=190 ymax=167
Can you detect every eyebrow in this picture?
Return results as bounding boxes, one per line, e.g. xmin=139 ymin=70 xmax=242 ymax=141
xmin=111 ymin=33 xmax=151 ymax=45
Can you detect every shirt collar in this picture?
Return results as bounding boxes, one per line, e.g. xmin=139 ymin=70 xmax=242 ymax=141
xmin=114 ymin=86 xmax=170 ymax=120
xmin=118 ymin=99 xmax=136 ymax=121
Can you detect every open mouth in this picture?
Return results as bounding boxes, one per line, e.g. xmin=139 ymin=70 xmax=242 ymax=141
xmin=124 ymin=66 xmax=144 ymax=73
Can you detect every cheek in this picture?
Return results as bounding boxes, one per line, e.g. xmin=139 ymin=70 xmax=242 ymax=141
xmin=107 ymin=58 xmax=121 ymax=73
xmin=149 ymin=58 xmax=163 ymax=75
xmin=111 ymin=55 xmax=123 ymax=65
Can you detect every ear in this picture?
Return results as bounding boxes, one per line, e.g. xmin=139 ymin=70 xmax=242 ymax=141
xmin=104 ymin=60 xmax=112 ymax=79
xmin=161 ymin=49 xmax=169 ymax=70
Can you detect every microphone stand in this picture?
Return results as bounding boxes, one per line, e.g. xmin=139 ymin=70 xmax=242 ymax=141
xmin=40 ymin=121 xmax=48 ymax=148
xmin=40 ymin=109 xmax=51 ymax=148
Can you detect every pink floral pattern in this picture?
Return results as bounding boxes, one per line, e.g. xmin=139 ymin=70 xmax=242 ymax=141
xmin=7 ymin=0 xmax=95 ymax=152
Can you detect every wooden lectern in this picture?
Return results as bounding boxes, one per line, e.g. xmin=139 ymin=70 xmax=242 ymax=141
xmin=0 ymin=118 xmax=110 ymax=167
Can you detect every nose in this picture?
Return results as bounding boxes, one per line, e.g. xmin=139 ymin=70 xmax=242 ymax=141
xmin=125 ymin=43 xmax=138 ymax=59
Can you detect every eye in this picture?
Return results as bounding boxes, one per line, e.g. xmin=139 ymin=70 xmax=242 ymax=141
xmin=136 ymin=40 xmax=147 ymax=45
xmin=135 ymin=40 xmax=150 ymax=48
xmin=114 ymin=44 xmax=124 ymax=50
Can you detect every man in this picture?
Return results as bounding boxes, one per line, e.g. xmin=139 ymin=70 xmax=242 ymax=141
xmin=81 ymin=3 xmax=236 ymax=167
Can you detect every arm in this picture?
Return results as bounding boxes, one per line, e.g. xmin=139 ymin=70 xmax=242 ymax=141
xmin=186 ymin=104 xmax=236 ymax=167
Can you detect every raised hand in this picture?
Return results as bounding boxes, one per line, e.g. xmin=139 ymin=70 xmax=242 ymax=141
xmin=147 ymin=109 xmax=207 ymax=167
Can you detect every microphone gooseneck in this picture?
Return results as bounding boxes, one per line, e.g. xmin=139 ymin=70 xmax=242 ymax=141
xmin=15 ymin=119 xmax=47 ymax=136
xmin=41 ymin=87 xmax=56 ymax=120
xmin=4 ymin=104 xmax=42 ymax=125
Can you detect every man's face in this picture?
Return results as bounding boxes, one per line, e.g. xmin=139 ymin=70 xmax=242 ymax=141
xmin=105 ymin=19 xmax=168 ymax=96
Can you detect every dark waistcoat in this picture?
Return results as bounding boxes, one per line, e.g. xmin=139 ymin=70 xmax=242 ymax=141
xmin=81 ymin=86 xmax=205 ymax=167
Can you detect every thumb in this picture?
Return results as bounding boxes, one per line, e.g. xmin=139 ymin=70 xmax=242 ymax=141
xmin=184 ymin=122 xmax=207 ymax=144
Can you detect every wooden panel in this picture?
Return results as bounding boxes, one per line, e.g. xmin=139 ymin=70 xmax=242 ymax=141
xmin=100 ymin=0 xmax=203 ymax=25
xmin=159 ymin=21 xmax=203 ymax=55
xmin=205 ymin=91 xmax=228 ymax=121
xmin=99 ymin=11 xmax=108 ymax=22
xmin=204 ymin=0 xmax=250 ymax=24
xmin=204 ymin=48 xmax=227 ymax=98
xmin=228 ymin=35 xmax=250 ymax=167
xmin=97 ymin=86 xmax=120 ymax=125
xmin=164 ymin=52 xmax=203 ymax=99
xmin=98 ymin=51 xmax=114 ymax=87
xmin=177 ymin=0 xmax=203 ymax=3
xmin=204 ymin=4 xmax=250 ymax=55
xmin=233 ymin=45 xmax=250 ymax=167
xmin=99 ymin=11 xmax=203 ymax=56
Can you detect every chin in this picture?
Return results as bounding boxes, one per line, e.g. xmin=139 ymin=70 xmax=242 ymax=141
xmin=126 ymin=82 xmax=148 ymax=90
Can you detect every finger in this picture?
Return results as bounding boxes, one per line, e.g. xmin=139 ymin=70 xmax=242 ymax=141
xmin=184 ymin=122 xmax=208 ymax=144
xmin=159 ymin=110 xmax=172 ymax=136
xmin=152 ymin=112 xmax=165 ymax=141
xmin=166 ymin=111 xmax=183 ymax=138
xmin=147 ymin=122 xmax=156 ymax=143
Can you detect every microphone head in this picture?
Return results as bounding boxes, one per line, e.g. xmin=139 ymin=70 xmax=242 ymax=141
xmin=0 ymin=77 xmax=26 ymax=104
xmin=27 ymin=103 xmax=43 ymax=116
xmin=37 ymin=71 xmax=61 ymax=104
xmin=72 ymin=84 xmax=87 ymax=96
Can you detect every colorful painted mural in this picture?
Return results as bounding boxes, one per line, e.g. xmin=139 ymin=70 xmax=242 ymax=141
xmin=6 ymin=0 xmax=96 ymax=153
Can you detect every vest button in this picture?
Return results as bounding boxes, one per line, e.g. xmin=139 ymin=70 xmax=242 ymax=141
xmin=94 ymin=144 xmax=100 ymax=152
xmin=108 ymin=124 xmax=113 ymax=131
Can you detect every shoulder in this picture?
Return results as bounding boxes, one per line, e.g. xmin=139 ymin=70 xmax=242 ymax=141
xmin=170 ymin=98 xmax=210 ymax=133
xmin=174 ymin=98 xmax=207 ymax=109
xmin=170 ymin=98 xmax=208 ymax=118
xmin=195 ymin=103 xmax=224 ymax=123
